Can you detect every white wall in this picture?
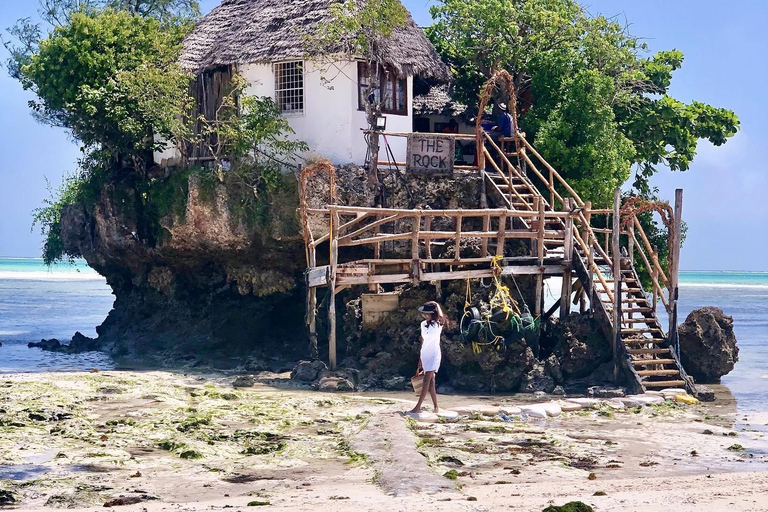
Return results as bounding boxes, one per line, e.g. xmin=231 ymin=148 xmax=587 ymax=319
xmin=241 ymin=60 xmax=412 ymax=166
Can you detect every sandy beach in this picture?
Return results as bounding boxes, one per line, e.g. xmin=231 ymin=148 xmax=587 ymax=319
xmin=1 ymin=370 xmax=767 ymax=511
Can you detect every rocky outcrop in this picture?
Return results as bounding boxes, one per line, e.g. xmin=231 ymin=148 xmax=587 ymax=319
xmin=60 ymin=172 xmax=308 ymax=361
xmin=547 ymin=314 xmax=612 ymax=379
xmin=679 ymin=307 xmax=739 ymax=383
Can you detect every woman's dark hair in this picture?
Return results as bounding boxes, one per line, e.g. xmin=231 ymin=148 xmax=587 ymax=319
xmin=421 ymin=301 xmax=448 ymax=328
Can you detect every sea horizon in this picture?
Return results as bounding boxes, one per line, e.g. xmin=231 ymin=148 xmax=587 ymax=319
xmin=1 ymin=257 xmax=765 ymax=414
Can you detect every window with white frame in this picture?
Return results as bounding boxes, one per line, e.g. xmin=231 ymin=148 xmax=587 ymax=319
xmin=274 ymin=61 xmax=304 ymax=115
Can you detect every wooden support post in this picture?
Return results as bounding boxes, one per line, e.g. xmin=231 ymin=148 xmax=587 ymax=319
xmin=584 ymin=201 xmax=594 ymax=316
xmin=611 ymin=188 xmax=622 ymax=382
xmin=411 ymin=214 xmax=421 ymax=284
xmin=669 ymin=189 xmax=683 ymax=354
xmin=496 ymin=213 xmax=507 ymax=257
xmin=537 ymin=199 xmax=545 ymax=265
xmin=536 ymin=199 xmax=546 ymax=317
xmin=424 ymin=216 xmax=432 ymax=259
xmin=628 ymin=221 xmax=635 ymax=267
xmin=476 ymin=130 xmax=485 ymax=171
xmin=454 ymin=215 xmax=462 ymax=261
xmin=480 ymin=171 xmax=488 ymax=209
xmin=560 ymin=199 xmax=574 ymax=321
xmin=307 ymin=244 xmax=318 ymax=359
xmin=370 ymin=214 xmax=380 ymax=292
xmin=328 ymin=208 xmax=340 ymax=370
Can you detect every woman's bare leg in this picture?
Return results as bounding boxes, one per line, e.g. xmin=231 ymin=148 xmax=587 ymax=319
xmin=410 ymin=371 xmax=434 ymax=413
xmin=429 ymin=376 xmax=438 ymax=412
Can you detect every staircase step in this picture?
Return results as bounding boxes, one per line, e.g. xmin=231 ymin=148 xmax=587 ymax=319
xmin=628 ymin=348 xmax=670 ymax=355
xmin=622 ymin=328 xmax=663 ymax=334
xmin=637 ymin=369 xmax=681 ymax=377
xmin=631 ymin=359 xmax=677 ymax=366
xmin=622 ymin=318 xmax=657 ymax=325
xmin=624 ymin=307 xmax=652 ymax=313
xmin=642 ymin=380 xmax=687 ymax=388
xmin=623 ymin=337 xmax=666 ymax=345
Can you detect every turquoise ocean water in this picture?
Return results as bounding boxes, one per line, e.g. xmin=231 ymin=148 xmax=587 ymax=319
xmin=0 ymin=258 xmax=765 ymax=411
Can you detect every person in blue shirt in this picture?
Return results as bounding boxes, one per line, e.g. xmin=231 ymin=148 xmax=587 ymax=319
xmin=491 ymin=102 xmax=514 ymax=142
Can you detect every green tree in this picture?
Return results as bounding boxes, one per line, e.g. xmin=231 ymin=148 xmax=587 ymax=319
xmin=428 ymin=0 xmax=739 ymax=204
xmin=16 ymin=10 xmax=192 ymax=164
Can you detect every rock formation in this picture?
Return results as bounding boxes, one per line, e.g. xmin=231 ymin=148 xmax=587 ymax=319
xmin=678 ymin=307 xmax=739 ymax=383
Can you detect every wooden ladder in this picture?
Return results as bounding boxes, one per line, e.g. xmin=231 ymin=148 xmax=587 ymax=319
xmin=482 ymin=132 xmax=694 ymax=394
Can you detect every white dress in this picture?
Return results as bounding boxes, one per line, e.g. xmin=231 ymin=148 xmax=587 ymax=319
xmin=420 ymin=321 xmax=443 ymax=372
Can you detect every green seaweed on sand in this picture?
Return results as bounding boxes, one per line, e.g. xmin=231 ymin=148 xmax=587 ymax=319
xmin=443 ymin=469 xmax=459 ymax=480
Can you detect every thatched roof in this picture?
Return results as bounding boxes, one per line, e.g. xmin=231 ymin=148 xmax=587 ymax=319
xmin=413 ymin=85 xmax=467 ymax=117
xmin=180 ymin=0 xmax=450 ymax=81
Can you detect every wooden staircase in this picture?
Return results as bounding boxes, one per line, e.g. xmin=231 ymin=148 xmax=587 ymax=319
xmin=482 ymin=132 xmax=695 ymax=394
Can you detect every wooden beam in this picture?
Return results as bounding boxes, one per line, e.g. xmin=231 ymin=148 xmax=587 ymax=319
xmin=611 ymin=188 xmax=622 ymax=382
xmin=337 ymin=213 xmax=401 ymax=243
xmin=560 ymin=198 xmax=574 ymax=321
xmin=328 ymin=209 xmax=340 ymax=371
xmin=669 ymin=189 xmax=683 ymax=354
xmin=496 ymin=213 xmax=507 ymax=257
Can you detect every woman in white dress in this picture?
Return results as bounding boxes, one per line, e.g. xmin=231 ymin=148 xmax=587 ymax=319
xmin=410 ymin=301 xmax=447 ymax=413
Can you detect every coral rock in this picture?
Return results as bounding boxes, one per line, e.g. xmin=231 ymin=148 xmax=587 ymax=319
xmin=679 ymin=307 xmax=739 ymax=383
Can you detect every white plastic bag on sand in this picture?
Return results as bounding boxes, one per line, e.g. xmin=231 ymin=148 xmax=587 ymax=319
xmin=636 ymin=395 xmax=665 ymax=405
xmin=500 ymin=406 xmax=522 ymax=415
xmin=520 ymin=404 xmax=549 ymax=418
xmin=436 ymin=410 xmax=459 ymax=422
xmin=473 ymin=405 xmax=502 ymax=416
xmin=557 ymin=400 xmax=582 ymax=412
xmin=407 ymin=411 xmax=439 ymax=423
xmin=566 ymin=398 xmax=601 ymax=409
xmin=448 ymin=406 xmax=476 ymax=415
xmin=620 ymin=395 xmax=648 ymax=408
xmin=542 ymin=402 xmax=562 ymax=417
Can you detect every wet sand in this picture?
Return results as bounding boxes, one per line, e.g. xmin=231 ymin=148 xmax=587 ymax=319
xmin=1 ymin=371 xmax=767 ymax=511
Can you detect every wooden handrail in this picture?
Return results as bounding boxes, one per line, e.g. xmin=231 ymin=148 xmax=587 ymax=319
xmin=483 ymin=148 xmax=535 ymax=210
xmin=631 ymin=232 xmax=670 ymax=312
xmin=633 ymin=216 xmax=670 ymax=288
xmin=518 ymin=135 xmax=584 ymax=206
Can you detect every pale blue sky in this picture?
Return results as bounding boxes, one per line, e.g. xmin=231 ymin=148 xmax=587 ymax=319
xmin=1 ymin=0 xmax=765 ymax=270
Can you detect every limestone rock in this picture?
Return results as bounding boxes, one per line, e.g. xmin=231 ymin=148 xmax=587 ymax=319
xmin=695 ymin=385 xmax=716 ymax=402
xmin=522 ymin=361 xmax=556 ymax=394
xmin=381 ymin=375 xmax=407 ymax=390
xmin=549 ymin=314 xmax=611 ymax=379
xmin=291 ymin=360 xmax=328 ymax=382
xmin=232 ymin=375 xmax=255 ymax=388
xmin=28 ymin=338 xmax=62 ymax=351
xmin=69 ymin=331 xmax=99 ymax=352
xmin=679 ymin=307 xmax=738 ymax=383
xmin=314 ymin=374 xmax=355 ymax=392
xmin=588 ymin=386 xmax=626 ymax=398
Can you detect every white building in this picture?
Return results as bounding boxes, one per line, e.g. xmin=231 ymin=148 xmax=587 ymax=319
xmin=159 ymin=0 xmax=450 ymax=167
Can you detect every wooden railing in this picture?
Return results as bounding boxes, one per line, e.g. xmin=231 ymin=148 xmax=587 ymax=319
xmin=305 ymin=205 xmax=576 ymax=273
xmin=481 ymin=131 xmax=678 ymax=313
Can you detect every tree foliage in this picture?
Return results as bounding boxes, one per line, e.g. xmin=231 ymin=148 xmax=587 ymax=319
xmin=14 ymin=10 xmax=192 ymax=160
xmin=428 ymin=0 xmax=739 ymax=205
xmin=9 ymin=0 xmax=305 ymax=262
